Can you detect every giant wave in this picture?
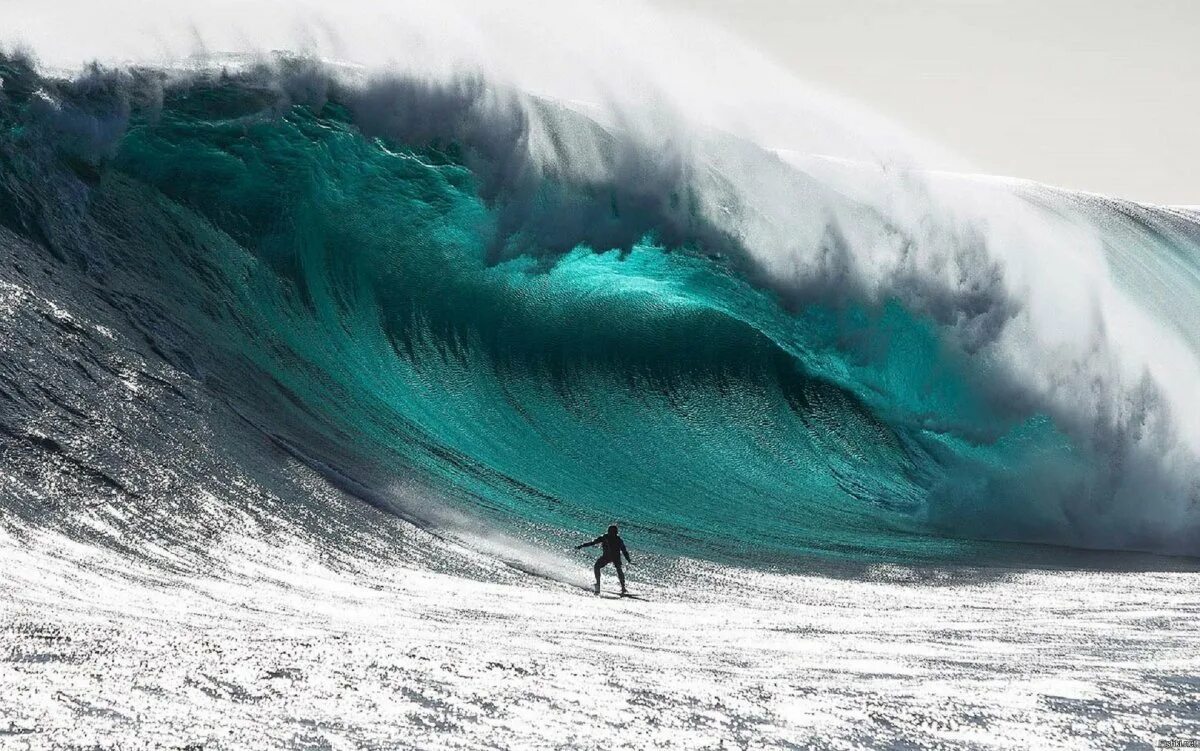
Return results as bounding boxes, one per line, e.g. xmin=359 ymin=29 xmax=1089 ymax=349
xmin=1 ymin=51 xmax=1198 ymax=566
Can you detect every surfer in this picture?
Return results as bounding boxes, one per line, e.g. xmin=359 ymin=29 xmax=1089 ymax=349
xmin=575 ymin=525 xmax=632 ymax=596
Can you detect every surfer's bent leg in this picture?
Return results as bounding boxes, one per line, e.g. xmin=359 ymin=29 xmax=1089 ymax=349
xmin=614 ymin=558 xmax=625 ymax=590
xmin=593 ymin=556 xmax=606 ymax=587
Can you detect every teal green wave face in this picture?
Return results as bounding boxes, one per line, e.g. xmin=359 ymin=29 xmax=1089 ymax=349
xmin=0 ymin=64 xmax=1095 ymax=564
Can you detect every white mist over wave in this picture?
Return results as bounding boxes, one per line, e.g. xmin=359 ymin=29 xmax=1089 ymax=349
xmin=2 ymin=0 xmax=955 ymax=166
xmin=4 ymin=0 xmax=1199 ymax=554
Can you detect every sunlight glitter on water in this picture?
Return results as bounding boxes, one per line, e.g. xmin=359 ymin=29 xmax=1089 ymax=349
xmin=3 ymin=522 xmax=1197 ymax=750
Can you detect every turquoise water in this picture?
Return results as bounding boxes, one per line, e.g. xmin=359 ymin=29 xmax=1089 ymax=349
xmin=2 ymin=56 xmax=1193 ymax=564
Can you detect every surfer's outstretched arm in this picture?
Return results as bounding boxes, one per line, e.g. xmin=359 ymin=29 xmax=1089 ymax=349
xmin=575 ymin=537 xmax=602 ymax=550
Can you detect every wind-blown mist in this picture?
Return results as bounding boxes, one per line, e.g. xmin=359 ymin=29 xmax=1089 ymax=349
xmin=1 ymin=0 xmax=1198 ymax=564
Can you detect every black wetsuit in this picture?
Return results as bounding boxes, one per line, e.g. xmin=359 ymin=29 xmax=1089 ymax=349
xmin=581 ymin=532 xmax=630 ymax=590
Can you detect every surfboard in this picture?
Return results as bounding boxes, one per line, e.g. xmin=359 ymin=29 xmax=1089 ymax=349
xmin=573 ymin=584 xmax=647 ymax=600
